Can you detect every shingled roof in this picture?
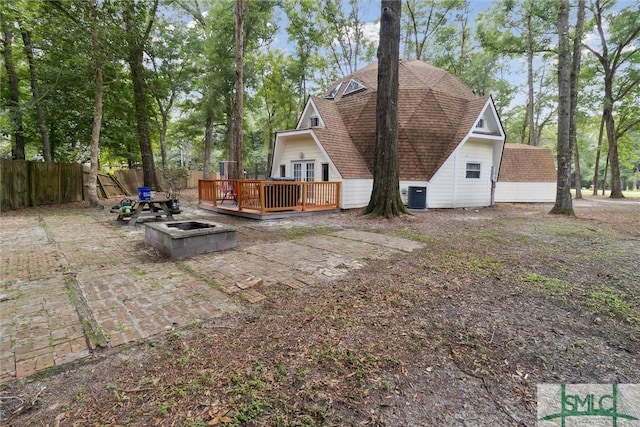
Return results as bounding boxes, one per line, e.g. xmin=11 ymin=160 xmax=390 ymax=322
xmin=312 ymin=60 xmax=491 ymax=180
xmin=499 ymin=143 xmax=557 ymax=182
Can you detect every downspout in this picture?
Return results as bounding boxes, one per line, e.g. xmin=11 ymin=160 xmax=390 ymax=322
xmin=452 ymin=151 xmax=458 ymax=208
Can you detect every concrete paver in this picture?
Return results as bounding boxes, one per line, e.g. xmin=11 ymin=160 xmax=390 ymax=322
xmin=0 ymin=207 xmax=424 ymax=384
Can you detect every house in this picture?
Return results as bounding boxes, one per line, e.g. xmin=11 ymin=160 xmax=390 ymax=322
xmin=495 ymin=143 xmax=557 ymax=203
xmin=270 ymin=60 xmax=506 ymax=209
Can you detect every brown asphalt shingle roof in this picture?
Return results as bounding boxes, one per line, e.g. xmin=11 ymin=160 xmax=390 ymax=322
xmin=499 ymin=143 xmax=557 ymax=182
xmin=309 ymin=60 xmax=492 ymax=180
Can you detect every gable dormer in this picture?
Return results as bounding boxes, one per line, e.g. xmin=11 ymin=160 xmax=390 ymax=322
xmin=297 ymin=98 xmax=324 ymax=130
xmin=472 ymin=100 xmax=503 ymax=137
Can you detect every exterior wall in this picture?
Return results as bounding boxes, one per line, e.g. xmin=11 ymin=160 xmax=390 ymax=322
xmin=429 ymin=139 xmax=495 ymax=208
xmin=495 ymin=182 xmax=556 ymax=203
xmin=341 ymin=179 xmax=372 ymax=209
xmin=272 ymin=136 xmax=339 ymax=181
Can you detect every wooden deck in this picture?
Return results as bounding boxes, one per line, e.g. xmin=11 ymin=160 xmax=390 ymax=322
xmin=198 ymin=179 xmax=341 ymax=219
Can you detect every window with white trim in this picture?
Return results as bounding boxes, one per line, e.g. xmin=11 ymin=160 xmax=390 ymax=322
xmin=279 ymin=165 xmax=286 ymax=177
xmin=465 ymin=162 xmax=481 ymax=179
xmin=309 ymin=116 xmax=319 ymax=127
xmin=343 ymin=79 xmax=365 ymax=96
xmin=476 ymin=118 xmax=485 ymax=128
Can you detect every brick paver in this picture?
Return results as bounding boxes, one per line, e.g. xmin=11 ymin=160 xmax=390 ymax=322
xmin=0 ymin=207 xmax=423 ymax=384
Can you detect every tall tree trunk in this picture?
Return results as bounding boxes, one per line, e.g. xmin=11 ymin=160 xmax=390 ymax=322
xmin=574 ymin=146 xmax=582 ymax=198
xmin=88 ymin=0 xmax=103 ymax=208
xmin=20 ymin=27 xmax=51 ymax=162
xmin=123 ymin=0 xmax=158 ymax=189
xmin=591 ymin=113 xmax=605 ymax=195
xmin=363 ymin=1 xmax=408 ymax=218
xmin=603 ymin=91 xmax=623 ymax=198
xmin=231 ymin=0 xmax=246 ymax=180
xmin=159 ymin=115 xmax=168 ymax=169
xmin=550 ymin=0 xmax=573 ymax=215
xmin=602 ymin=152 xmax=609 ymax=195
xmin=1 ymin=13 xmax=26 ymax=160
xmin=569 ymin=0 xmax=586 ymax=199
xmin=526 ymin=1 xmax=537 ymax=146
xmin=203 ymin=112 xmax=213 ymax=179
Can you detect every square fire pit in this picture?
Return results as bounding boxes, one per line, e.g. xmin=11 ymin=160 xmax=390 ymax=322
xmin=145 ymin=220 xmax=237 ymax=259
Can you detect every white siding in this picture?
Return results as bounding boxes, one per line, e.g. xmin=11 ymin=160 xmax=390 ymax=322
xmin=341 ymin=179 xmax=372 ymax=209
xmin=495 ymin=182 xmax=556 ymax=203
xmin=429 ymin=140 xmax=495 ymax=208
xmin=273 ymin=136 xmax=338 ymax=181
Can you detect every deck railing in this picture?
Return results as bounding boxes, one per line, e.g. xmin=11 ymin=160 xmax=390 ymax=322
xmin=198 ymin=179 xmax=341 ymax=214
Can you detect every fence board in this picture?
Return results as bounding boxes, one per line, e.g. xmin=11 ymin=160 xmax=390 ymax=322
xmin=1 ymin=159 xmax=29 ymax=211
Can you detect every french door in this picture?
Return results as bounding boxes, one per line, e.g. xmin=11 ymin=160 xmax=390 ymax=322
xmin=292 ymin=161 xmax=314 ymax=182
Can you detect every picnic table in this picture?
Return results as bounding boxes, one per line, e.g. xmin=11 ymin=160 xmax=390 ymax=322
xmin=112 ymin=197 xmax=181 ymax=226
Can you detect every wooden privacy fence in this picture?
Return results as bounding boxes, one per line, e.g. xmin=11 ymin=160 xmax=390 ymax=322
xmin=1 ymin=159 xmax=84 ymax=211
xmin=1 ymin=159 xmax=212 ymax=211
xmin=112 ymin=169 xmax=209 ymax=195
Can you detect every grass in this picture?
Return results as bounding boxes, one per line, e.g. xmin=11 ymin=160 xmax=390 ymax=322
xmin=522 ymin=272 xmax=572 ymax=293
xmin=391 ymin=228 xmax=436 ymax=243
xmin=586 ymin=286 xmax=640 ymax=323
xmin=424 ymin=250 xmax=504 ymax=276
xmin=284 ymin=225 xmax=335 ymax=240
xmin=574 ymin=189 xmax=640 ymax=198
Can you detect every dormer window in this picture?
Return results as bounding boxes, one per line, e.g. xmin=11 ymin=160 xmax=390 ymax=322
xmin=343 ymin=79 xmax=366 ymax=96
xmin=309 ymin=116 xmax=319 ymax=127
xmin=476 ymin=118 xmax=485 ymax=129
xmin=325 ymin=82 xmax=343 ymax=99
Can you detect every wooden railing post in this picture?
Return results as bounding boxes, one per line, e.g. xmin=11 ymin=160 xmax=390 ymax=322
xmin=301 ymin=182 xmax=307 ymax=211
xmin=259 ymin=181 xmax=265 ymax=214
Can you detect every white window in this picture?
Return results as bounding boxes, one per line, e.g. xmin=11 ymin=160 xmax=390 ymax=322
xmin=279 ymin=165 xmax=286 ymax=177
xmin=465 ymin=162 xmax=481 ymax=179
xmin=476 ymin=118 xmax=485 ymax=128
xmin=309 ymin=116 xmax=319 ymax=127
xmin=343 ymin=79 xmax=365 ymax=96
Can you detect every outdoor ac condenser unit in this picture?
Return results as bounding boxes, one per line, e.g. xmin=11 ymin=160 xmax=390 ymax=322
xmin=408 ymin=186 xmax=427 ymax=209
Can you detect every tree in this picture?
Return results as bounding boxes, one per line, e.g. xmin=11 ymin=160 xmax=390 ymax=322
xmin=550 ymin=0 xmax=573 ymax=215
xmin=19 ymin=22 xmax=51 ymax=161
xmin=570 ymin=0 xmax=586 ymax=199
xmin=1 ymin=11 xmax=26 ymax=160
xmin=87 ymin=0 xmax=103 ymax=208
xmin=402 ymin=0 xmax=464 ymax=62
xmin=147 ymin=15 xmax=196 ymax=169
xmin=363 ymin=1 xmax=408 ymax=218
xmin=584 ymin=0 xmax=640 ymax=198
xmin=122 ymin=0 xmax=159 ymax=189
xmin=230 ymin=0 xmax=246 ymax=180
xmin=284 ymin=0 xmax=325 ymax=113
xmin=320 ymin=0 xmax=376 ymax=77
xmin=477 ymin=0 xmax=557 ymax=147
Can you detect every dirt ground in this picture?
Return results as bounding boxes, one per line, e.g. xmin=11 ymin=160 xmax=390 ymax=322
xmin=2 ymin=192 xmax=639 ymax=426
